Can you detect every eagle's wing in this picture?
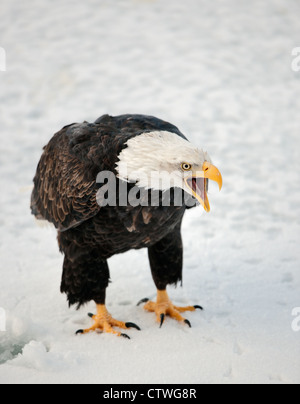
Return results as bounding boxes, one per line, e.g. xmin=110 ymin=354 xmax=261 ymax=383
xmin=94 ymin=114 xmax=188 ymax=140
xmin=31 ymin=122 xmax=115 ymax=232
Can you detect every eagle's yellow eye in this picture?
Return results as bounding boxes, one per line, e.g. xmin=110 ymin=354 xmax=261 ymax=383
xmin=181 ymin=162 xmax=192 ymax=171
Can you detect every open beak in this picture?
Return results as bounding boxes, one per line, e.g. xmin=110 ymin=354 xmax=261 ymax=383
xmin=184 ymin=161 xmax=222 ymax=212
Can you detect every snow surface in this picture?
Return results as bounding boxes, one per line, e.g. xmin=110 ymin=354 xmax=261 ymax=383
xmin=1 ymin=0 xmax=300 ymax=384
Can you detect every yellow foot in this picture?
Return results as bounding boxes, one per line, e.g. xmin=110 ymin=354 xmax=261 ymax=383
xmin=76 ymin=304 xmax=141 ymax=339
xmin=138 ymin=290 xmax=203 ymax=328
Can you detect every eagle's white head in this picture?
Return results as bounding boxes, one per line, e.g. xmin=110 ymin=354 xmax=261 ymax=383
xmin=116 ymin=131 xmax=222 ymax=211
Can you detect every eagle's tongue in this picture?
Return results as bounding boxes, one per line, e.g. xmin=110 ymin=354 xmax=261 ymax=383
xmin=191 ymin=177 xmax=206 ymax=201
xmin=185 ymin=176 xmax=210 ymax=211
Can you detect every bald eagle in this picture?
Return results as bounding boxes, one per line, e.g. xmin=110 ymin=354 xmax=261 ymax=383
xmin=31 ymin=114 xmax=222 ymax=338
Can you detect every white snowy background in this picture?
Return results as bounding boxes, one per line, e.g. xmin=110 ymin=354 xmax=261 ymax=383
xmin=1 ymin=0 xmax=300 ymax=384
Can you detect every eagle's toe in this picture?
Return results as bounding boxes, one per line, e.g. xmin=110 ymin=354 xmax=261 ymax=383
xmin=75 ymin=305 xmax=141 ymax=338
xmin=139 ymin=290 xmax=202 ymax=328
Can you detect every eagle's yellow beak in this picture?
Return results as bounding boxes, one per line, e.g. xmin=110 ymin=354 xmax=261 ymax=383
xmin=184 ymin=162 xmax=222 ymax=212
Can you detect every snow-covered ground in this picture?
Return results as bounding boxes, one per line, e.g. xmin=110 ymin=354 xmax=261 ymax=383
xmin=1 ymin=0 xmax=300 ymax=384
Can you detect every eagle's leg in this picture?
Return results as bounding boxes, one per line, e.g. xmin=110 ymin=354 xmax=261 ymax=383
xmin=141 ymin=223 xmax=203 ymax=327
xmin=59 ymin=240 xmax=140 ymax=338
xmin=76 ymin=304 xmax=140 ymax=338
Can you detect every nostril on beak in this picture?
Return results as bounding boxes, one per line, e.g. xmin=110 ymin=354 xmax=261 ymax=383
xmin=203 ymin=161 xmax=211 ymax=172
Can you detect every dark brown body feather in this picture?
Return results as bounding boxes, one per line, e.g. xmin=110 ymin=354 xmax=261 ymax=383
xmin=31 ymin=114 xmax=194 ymax=307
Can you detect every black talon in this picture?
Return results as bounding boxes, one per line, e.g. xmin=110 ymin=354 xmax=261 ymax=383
xmin=88 ymin=312 xmax=94 ymax=318
xmin=194 ymin=305 xmax=204 ymax=311
xmin=184 ymin=319 xmax=192 ymax=328
xmin=137 ymin=298 xmax=150 ymax=306
xmin=121 ymin=333 xmax=131 ymax=340
xmin=76 ymin=329 xmax=84 ymax=335
xmin=159 ymin=313 xmax=165 ymax=328
xmin=125 ymin=322 xmax=141 ymax=331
